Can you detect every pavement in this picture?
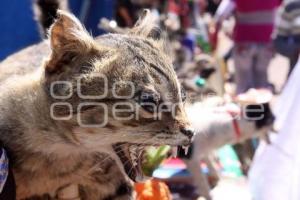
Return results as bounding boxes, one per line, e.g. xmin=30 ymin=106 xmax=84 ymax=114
xmin=211 ymin=177 xmax=251 ymax=200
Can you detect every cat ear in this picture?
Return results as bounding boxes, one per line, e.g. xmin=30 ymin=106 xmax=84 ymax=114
xmin=130 ymin=9 xmax=171 ymax=57
xmin=46 ymin=10 xmax=94 ymax=73
xmin=131 ymin=9 xmax=163 ymax=40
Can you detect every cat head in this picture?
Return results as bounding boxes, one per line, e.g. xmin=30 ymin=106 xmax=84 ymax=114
xmin=43 ymin=10 xmax=194 ymax=182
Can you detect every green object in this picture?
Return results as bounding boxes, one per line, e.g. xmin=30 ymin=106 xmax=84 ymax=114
xmin=217 ymin=145 xmax=243 ymax=177
xmin=142 ymin=145 xmax=171 ymax=176
xmin=197 ymin=36 xmax=212 ymax=53
xmin=195 ymin=77 xmax=206 ymax=87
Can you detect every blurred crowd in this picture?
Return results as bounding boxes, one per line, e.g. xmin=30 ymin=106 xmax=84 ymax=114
xmin=1 ymin=0 xmax=300 ymax=199
xmin=113 ymin=1 xmax=300 ymax=200
xmin=113 ymin=0 xmax=300 ymax=95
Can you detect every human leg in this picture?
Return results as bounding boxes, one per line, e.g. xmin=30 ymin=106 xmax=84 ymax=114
xmin=233 ymin=44 xmax=255 ymax=94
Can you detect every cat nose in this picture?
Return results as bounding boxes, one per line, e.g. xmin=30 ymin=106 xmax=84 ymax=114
xmin=180 ymin=127 xmax=195 ymax=139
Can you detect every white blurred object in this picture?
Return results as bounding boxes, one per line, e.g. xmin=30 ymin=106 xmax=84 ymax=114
xmin=150 ymin=8 xmax=160 ymax=24
xmin=249 ymin=57 xmax=300 ymax=200
xmin=165 ymin=12 xmax=180 ymax=31
xmin=109 ymin=20 xmax=117 ymax=28
xmin=235 ymin=88 xmax=273 ymax=105
xmin=215 ymin=0 xmax=236 ymax=22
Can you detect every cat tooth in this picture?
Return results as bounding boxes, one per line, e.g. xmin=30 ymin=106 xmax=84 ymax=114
xmin=130 ymin=146 xmax=136 ymax=154
xmin=183 ymin=146 xmax=189 ymax=155
xmin=132 ymin=160 xmax=138 ymax=166
xmin=172 ymin=147 xmax=178 ymax=158
xmin=130 ymin=150 xmax=135 ymax=155
xmin=130 ymin=151 xmax=136 ymax=160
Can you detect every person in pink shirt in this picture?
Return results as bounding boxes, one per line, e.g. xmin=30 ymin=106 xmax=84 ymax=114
xmin=214 ymin=0 xmax=281 ymax=94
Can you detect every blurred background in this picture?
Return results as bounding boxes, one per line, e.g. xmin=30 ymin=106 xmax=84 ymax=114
xmin=1 ymin=0 xmax=299 ymax=200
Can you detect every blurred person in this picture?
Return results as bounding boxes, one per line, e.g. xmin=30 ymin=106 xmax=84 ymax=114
xmin=196 ymin=0 xmax=222 ymax=17
xmin=248 ymin=56 xmax=300 ymax=200
xmin=273 ymin=0 xmax=300 ymax=77
xmin=167 ymin=0 xmax=191 ymax=29
xmin=114 ymin=0 xmax=163 ymax=28
xmin=115 ymin=0 xmax=138 ymax=27
xmin=198 ymin=0 xmax=208 ymax=15
xmin=206 ymin=0 xmax=222 ymax=15
xmin=214 ymin=0 xmax=281 ymax=94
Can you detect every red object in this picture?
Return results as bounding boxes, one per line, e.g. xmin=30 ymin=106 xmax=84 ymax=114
xmin=232 ymin=118 xmax=242 ymax=140
xmin=233 ymin=24 xmax=274 ymax=44
xmin=233 ymin=0 xmax=281 ymax=43
xmin=234 ymin=0 xmax=281 ymax=12
xmin=210 ymin=22 xmax=221 ymax=51
xmin=227 ymin=110 xmax=242 ymax=140
xmin=168 ymin=0 xmax=190 ymax=29
xmin=135 ymin=179 xmax=172 ymax=200
xmin=162 ymin=158 xmax=186 ymax=169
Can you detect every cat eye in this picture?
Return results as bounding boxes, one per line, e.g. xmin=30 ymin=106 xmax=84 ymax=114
xmin=79 ymin=64 xmax=93 ymax=74
xmin=137 ymin=91 xmax=160 ymax=113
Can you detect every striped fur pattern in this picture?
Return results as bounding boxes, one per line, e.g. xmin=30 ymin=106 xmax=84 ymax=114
xmin=0 ymin=10 xmax=194 ymax=199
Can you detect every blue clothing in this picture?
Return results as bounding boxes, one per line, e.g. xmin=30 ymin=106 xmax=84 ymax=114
xmin=0 ymin=0 xmax=114 ymax=60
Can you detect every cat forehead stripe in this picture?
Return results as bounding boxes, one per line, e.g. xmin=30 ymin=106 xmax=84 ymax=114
xmin=149 ymin=63 xmax=170 ymax=81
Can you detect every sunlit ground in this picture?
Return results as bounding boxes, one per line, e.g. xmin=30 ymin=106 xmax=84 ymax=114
xmin=211 ymin=177 xmax=251 ymax=200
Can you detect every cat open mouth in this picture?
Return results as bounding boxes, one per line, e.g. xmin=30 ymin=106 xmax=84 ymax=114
xmin=113 ymin=143 xmax=148 ymax=182
xmin=112 ymin=143 xmax=191 ymax=182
